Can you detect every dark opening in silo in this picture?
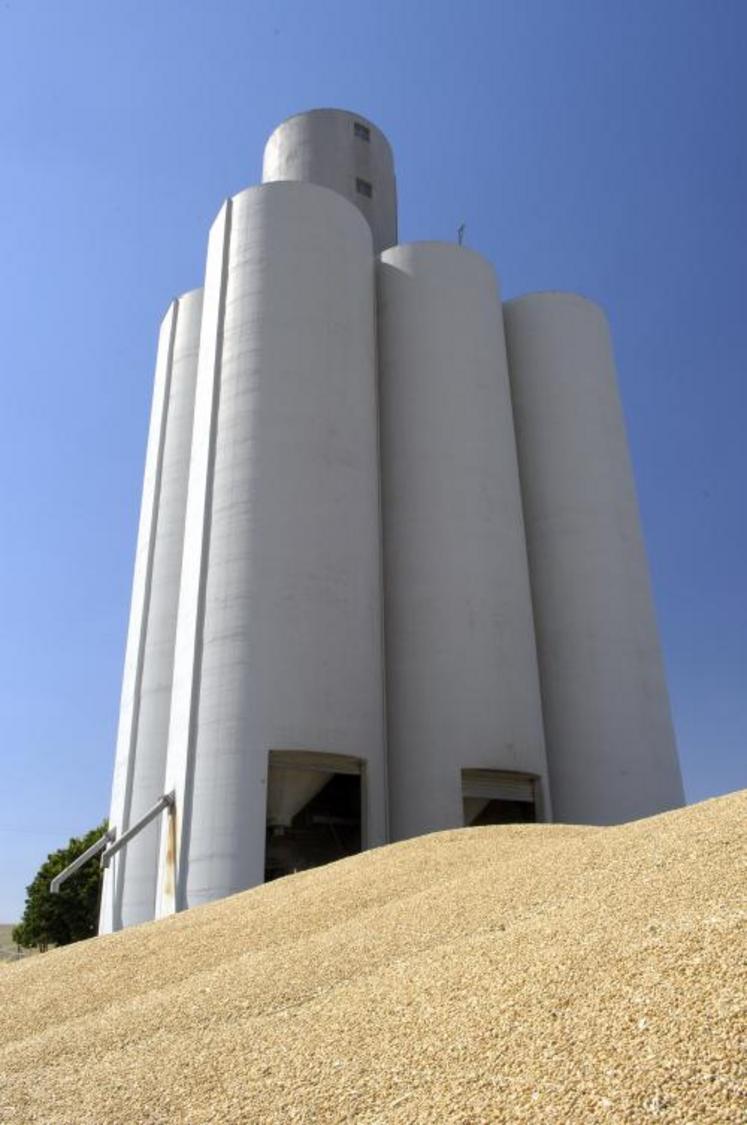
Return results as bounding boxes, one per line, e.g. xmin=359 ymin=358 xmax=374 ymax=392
xmin=461 ymin=769 xmax=538 ymax=827
xmin=264 ymin=751 xmax=364 ymax=881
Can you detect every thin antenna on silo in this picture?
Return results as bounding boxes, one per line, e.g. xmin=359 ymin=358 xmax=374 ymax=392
xmin=457 ymin=223 xmax=465 ymax=246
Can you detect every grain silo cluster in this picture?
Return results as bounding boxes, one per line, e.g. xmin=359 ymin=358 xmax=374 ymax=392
xmin=99 ymin=109 xmax=684 ymax=934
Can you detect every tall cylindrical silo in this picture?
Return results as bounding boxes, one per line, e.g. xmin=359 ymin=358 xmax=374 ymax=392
xmin=377 ymin=243 xmax=551 ymax=841
xmin=262 ymin=109 xmax=397 ymax=253
xmin=100 ymin=288 xmax=203 ymax=933
xmin=503 ymin=293 xmax=684 ymax=824
xmin=158 ymin=181 xmax=387 ymax=914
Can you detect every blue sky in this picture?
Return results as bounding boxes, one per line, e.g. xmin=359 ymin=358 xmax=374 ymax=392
xmin=0 ymin=0 xmax=744 ymax=920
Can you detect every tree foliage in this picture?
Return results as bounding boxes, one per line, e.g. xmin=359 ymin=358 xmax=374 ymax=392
xmin=12 ymin=821 xmax=108 ymax=951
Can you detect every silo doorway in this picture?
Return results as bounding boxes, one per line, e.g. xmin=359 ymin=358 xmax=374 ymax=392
xmin=461 ymin=769 xmax=539 ymax=826
xmin=265 ymin=751 xmax=364 ymax=881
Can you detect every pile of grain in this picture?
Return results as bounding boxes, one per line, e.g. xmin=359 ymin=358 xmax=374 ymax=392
xmin=0 ymin=792 xmax=744 ymax=1123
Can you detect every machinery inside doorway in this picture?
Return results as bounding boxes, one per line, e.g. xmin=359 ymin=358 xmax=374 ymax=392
xmin=461 ymin=768 xmax=539 ymax=826
xmin=265 ymin=751 xmax=364 ymax=881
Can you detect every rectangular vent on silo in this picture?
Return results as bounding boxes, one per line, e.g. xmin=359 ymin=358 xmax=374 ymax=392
xmin=461 ymin=769 xmax=538 ymax=826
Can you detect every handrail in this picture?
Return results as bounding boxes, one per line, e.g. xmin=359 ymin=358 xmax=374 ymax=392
xmin=100 ymin=791 xmax=175 ymax=869
xmin=50 ymin=829 xmax=116 ymax=894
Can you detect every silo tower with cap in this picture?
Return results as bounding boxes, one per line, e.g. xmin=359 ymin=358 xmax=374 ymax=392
xmin=92 ymin=108 xmax=682 ymax=935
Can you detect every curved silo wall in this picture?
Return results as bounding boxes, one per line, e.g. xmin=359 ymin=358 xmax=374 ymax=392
xmin=262 ymin=109 xmax=397 ymax=253
xmin=377 ymin=243 xmax=550 ymax=840
xmin=503 ymin=293 xmax=685 ymax=825
xmin=100 ymin=288 xmax=203 ymax=934
xmin=159 ymin=182 xmax=387 ymax=914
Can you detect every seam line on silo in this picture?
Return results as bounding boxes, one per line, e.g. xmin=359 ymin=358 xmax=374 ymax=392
xmin=115 ymin=297 xmax=180 ymax=926
xmin=177 ymin=199 xmax=233 ymax=908
xmin=372 ymin=265 xmax=390 ymax=844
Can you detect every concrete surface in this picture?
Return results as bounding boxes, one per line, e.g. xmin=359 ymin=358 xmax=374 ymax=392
xmin=504 ymin=293 xmax=684 ymax=824
xmin=262 ymin=108 xmax=397 ymax=253
xmin=100 ymin=289 xmax=202 ymax=933
xmin=158 ymin=182 xmax=387 ymax=914
xmin=377 ymin=243 xmax=550 ymax=839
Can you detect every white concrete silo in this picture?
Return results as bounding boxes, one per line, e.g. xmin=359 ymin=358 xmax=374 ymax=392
xmin=262 ymin=109 xmax=397 ymax=253
xmin=503 ymin=293 xmax=685 ymax=824
xmin=157 ymin=182 xmax=387 ymax=914
xmin=94 ymin=107 xmax=690 ymax=935
xmin=377 ymin=244 xmax=551 ymax=839
xmin=100 ymin=288 xmax=203 ymax=934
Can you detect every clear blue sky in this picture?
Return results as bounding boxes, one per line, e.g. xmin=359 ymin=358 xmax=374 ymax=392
xmin=1 ymin=0 xmax=744 ymax=920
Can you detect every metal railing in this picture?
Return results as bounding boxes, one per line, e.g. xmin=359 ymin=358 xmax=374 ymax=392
xmin=49 ymin=791 xmax=175 ymax=893
xmin=50 ymin=829 xmax=116 ymax=894
xmin=100 ymin=791 xmax=175 ymax=869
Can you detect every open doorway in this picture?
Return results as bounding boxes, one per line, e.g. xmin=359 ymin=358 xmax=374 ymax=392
xmin=265 ymin=751 xmax=364 ymax=881
xmin=461 ymin=769 xmax=539 ymax=827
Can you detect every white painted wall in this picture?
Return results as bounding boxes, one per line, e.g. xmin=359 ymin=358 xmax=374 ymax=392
xmin=100 ymin=289 xmax=202 ymax=934
xmin=377 ymin=243 xmax=551 ymax=840
xmin=158 ymin=182 xmax=387 ymax=915
xmin=504 ymin=293 xmax=685 ymax=824
xmin=262 ymin=109 xmax=397 ymax=254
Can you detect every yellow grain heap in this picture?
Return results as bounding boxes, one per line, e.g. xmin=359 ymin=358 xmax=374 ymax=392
xmin=1 ymin=792 xmax=744 ymax=1124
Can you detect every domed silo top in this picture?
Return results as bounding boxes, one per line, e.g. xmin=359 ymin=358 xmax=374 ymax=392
xmin=262 ymin=108 xmax=397 ymax=253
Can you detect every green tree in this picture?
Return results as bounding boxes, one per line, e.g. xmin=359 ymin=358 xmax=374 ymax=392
xmin=12 ymin=821 xmax=108 ymax=951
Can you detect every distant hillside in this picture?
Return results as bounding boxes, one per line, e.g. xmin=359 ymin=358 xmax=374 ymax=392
xmin=0 ymin=792 xmax=744 ymax=1123
xmin=0 ymin=924 xmax=37 ymax=963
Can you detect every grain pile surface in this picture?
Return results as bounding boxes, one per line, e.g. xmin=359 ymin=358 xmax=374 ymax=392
xmin=0 ymin=793 xmax=745 ymax=1124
